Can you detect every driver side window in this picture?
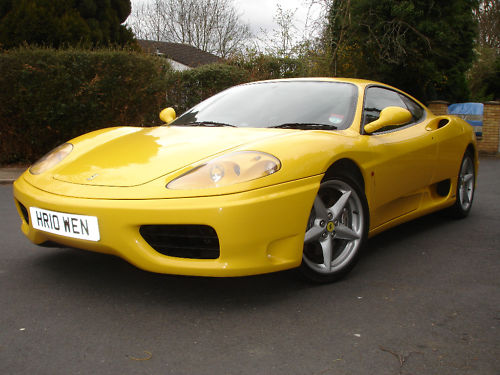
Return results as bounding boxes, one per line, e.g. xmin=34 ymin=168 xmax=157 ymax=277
xmin=363 ymin=87 xmax=424 ymax=133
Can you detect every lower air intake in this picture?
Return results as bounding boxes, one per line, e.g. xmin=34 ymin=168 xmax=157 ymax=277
xmin=139 ymin=225 xmax=220 ymax=259
xmin=17 ymin=201 xmax=30 ymax=225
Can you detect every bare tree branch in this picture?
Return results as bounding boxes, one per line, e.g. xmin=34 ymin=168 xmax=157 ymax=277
xmin=474 ymin=0 xmax=500 ymax=52
xmin=126 ymin=0 xmax=251 ymax=57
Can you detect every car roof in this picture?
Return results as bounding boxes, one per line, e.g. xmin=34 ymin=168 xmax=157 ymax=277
xmin=248 ymin=77 xmax=382 ymax=86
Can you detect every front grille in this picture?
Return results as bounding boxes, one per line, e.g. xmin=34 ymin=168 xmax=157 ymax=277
xmin=139 ymin=225 xmax=220 ymax=259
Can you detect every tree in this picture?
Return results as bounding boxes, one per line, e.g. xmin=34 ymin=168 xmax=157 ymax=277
xmin=128 ymin=0 xmax=165 ymax=42
xmin=0 ymin=0 xmax=135 ymax=49
xmin=323 ymin=0 xmax=478 ymax=103
xmin=259 ymin=5 xmax=300 ymax=58
xmin=468 ymin=45 xmax=500 ymax=100
xmin=468 ymin=0 xmax=500 ymax=100
xmin=126 ymin=0 xmax=251 ymax=58
xmin=474 ymin=0 xmax=499 ymax=51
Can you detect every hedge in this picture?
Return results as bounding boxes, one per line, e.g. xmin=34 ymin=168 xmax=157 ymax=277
xmin=0 ymin=48 xmax=173 ymax=164
xmin=0 ymin=48 xmax=308 ymax=164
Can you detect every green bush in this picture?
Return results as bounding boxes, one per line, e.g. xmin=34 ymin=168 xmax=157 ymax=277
xmin=229 ymin=54 xmax=309 ymax=81
xmin=0 ymin=47 xmax=170 ymax=164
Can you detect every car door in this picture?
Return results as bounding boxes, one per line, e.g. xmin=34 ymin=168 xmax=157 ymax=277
xmin=362 ymin=86 xmax=438 ymax=229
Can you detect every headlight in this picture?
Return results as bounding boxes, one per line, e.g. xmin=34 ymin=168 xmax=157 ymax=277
xmin=167 ymin=151 xmax=281 ymax=190
xmin=29 ymin=143 xmax=73 ymax=175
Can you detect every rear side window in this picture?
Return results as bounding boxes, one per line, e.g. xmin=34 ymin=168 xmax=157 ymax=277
xmin=363 ymin=86 xmax=425 ymax=133
xmin=400 ymin=94 xmax=424 ymax=122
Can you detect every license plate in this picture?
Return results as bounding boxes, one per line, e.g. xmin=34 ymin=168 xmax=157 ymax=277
xmin=29 ymin=207 xmax=100 ymax=242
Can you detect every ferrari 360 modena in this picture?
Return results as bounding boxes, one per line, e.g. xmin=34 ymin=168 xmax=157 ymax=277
xmin=13 ymin=78 xmax=477 ymax=282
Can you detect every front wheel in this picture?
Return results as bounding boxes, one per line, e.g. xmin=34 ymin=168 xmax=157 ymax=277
xmin=300 ymin=177 xmax=368 ymax=283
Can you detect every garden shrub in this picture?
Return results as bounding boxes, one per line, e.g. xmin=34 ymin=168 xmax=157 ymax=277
xmin=0 ymin=47 xmax=171 ymax=164
xmin=229 ymin=54 xmax=309 ymax=81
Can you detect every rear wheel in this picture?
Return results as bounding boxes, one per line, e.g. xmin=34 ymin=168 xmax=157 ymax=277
xmin=300 ymin=176 xmax=368 ymax=283
xmin=447 ymin=151 xmax=475 ymax=218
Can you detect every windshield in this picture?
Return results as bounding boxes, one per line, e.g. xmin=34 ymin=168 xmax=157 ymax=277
xmin=170 ymin=81 xmax=358 ymax=130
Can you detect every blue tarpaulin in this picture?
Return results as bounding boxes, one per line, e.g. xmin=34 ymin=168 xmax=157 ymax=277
xmin=448 ymin=103 xmax=483 ymax=136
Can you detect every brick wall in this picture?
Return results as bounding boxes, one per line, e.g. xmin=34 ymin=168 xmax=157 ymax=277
xmin=427 ymin=101 xmax=449 ymax=116
xmin=481 ymin=102 xmax=500 ymax=154
xmin=428 ymin=100 xmax=500 ymax=154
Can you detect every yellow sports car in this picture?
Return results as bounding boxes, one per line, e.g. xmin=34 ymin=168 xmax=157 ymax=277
xmin=13 ymin=78 xmax=477 ymax=282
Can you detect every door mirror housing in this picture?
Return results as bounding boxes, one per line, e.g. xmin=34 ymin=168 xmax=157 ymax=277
xmin=159 ymin=107 xmax=176 ymax=124
xmin=364 ymin=106 xmax=412 ymax=134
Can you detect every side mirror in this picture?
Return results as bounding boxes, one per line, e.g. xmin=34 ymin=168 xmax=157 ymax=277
xmin=159 ymin=107 xmax=176 ymax=124
xmin=364 ymin=106 xmax=412 ymax=134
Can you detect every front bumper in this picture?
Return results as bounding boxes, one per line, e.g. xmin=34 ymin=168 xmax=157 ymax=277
xmin=13 ymin=175 xmax=321 ymax=276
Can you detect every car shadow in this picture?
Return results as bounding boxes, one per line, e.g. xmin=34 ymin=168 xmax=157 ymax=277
xmin=32 ymin=211 xmax=464 ymax=308
xmin=364 ymin=211 xmax=457 ymax=257
xmin=33 ymin=246 xmax=319 ymax=309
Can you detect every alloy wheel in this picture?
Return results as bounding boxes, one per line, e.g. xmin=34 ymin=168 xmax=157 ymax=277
xmin=303 ymin=179 xmax=365 ymax=275
xmin=458 ymin=155 xmax=474 ymax=212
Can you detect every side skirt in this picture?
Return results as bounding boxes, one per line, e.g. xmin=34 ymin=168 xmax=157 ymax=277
xmin=368 ymin=180 xmax=456 ymax=238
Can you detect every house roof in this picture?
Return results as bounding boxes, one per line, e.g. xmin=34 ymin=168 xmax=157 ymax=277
xmin=137 ymin=39 xmax=221 ymax=68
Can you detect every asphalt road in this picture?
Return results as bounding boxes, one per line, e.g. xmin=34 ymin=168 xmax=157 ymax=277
xmin=1 ymin=159 xmax=499 ymax=375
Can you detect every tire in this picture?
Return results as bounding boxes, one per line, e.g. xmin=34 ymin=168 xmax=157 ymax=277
xmin=447 ymin=151 xmax=475 ymax=219
xmin=299 ymin=176 xmax=369 ymax=283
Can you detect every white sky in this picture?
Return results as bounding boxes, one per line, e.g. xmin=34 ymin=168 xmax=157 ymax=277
xmin=129 ymin=0 xmax=322 ymax=41
xmin=233 ymin=0 xmax=320 ymax=36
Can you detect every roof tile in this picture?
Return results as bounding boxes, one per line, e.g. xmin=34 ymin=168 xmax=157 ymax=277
xmin=138 ymin=39 xmax=221 ymax=68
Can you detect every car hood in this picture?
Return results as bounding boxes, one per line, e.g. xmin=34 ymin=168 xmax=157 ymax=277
xmin=52 ymin=126 xmax=297 ymax=187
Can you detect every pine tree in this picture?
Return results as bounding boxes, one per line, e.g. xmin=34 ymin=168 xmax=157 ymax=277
xmin=0 ymin=0 xmax=134 ymax=48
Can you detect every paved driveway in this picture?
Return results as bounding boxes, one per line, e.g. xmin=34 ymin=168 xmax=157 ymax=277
xmin=1 ymin=158 xmax=499 ymax=375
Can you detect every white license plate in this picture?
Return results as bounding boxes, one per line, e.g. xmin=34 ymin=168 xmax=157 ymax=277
xmin=29 ymin=207 xmax=100 ymax=242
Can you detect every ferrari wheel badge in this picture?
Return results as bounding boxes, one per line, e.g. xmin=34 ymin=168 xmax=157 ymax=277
xmin=327 ymin=221 xmax=335 ymax=232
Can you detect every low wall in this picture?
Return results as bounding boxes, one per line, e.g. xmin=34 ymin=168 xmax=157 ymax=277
xmin=428 ymin=101 xmax=500 ymax=155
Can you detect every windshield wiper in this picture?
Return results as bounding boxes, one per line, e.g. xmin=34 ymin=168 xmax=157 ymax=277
xmin=271 ymin=123 xmax=338 ymax=130
xmin=184 ymin=121 xmax=236 ymax=127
